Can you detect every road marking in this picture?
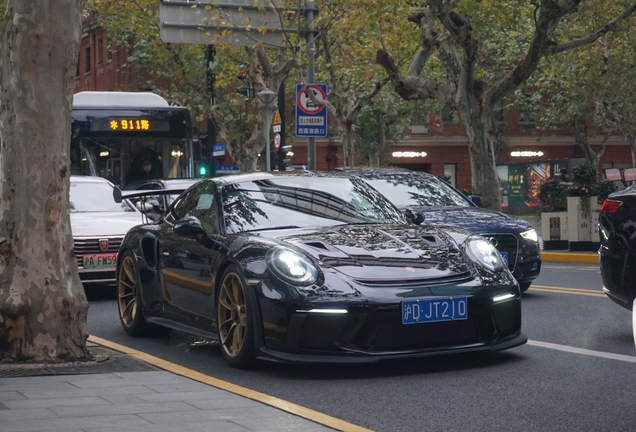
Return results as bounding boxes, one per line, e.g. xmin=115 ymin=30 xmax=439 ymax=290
xmin=542 ymin=265 xmax=599 ymax=272
xmin=88 ymin=335 xmax=371 ymax=432
xmin=528 ymin=340 xmax=636 ymax=364
xmin=529 ymin=285 xmax=606 ymax=298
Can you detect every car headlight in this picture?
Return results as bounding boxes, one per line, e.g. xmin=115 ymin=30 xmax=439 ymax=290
xmin=466 ymin=236 xmax=504 ymax=272
xmin=520 ymin=229 xmax=538 ymax=242
xmin=268 ymin=248 xmax=318 ymax=285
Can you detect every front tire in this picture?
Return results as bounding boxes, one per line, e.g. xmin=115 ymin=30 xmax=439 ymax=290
xmin=217 ymin=265 xmax=255 ymax=368
xmin=117 ymin=251 xmax=150 ymax=336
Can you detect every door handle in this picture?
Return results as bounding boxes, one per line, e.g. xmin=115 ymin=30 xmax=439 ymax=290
xmin=162 ymin=249 xmax=170 ymax=257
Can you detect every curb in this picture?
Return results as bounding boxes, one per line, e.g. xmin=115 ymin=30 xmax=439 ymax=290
xmin=541 ymin=251 xmax=598 ymax=264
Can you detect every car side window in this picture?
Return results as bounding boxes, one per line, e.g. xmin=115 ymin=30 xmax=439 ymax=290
xmin=167 ymin=186 xmax=204 ymax=223
xmin=166 ymin=183 xmax=217 ymax=233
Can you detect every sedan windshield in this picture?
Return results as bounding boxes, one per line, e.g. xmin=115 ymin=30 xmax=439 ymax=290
xmin=223 ymin=177 xmax=405 ymax=233
xmin=364 ymin=175 xmax=471 ymax=207
xmin=70 ymin=181 xmax=135 ymax=213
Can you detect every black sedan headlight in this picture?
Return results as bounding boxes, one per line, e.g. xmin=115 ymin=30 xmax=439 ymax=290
xmin=466 ymin=236 xmax=504 ymax=272
xmin=267 ymin=248 xmax=318 ymax=285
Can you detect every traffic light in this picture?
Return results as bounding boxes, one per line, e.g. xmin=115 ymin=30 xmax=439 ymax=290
xmin=236 ymin=71 xmax=251 ymax=100
xmin=198 ymin=163 xmax=208 ymax=177
xmin=281 ymin=145 xmax=292 ymax=170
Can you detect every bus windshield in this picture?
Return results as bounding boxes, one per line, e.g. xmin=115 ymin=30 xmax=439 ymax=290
xmin=71 ymin=92 xmax=193 ymax=188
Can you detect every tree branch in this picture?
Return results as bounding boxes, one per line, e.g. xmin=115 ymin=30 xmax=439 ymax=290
xmin=547 ymin=2 xmax=636 ymax=54
xmin=376 ymin=49 xmax=440 ymax=101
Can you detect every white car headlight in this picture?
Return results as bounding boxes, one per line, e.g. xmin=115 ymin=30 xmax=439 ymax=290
xmin=520 ymin=229 xmax=538 ymax=242
xmin=466 ymin=236 xmax=504 ymax=272
xmin=268 ymin=248 xmax=318 ymax=285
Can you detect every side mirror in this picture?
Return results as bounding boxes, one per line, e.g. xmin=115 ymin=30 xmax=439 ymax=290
xmin=468 ymin=195 xmax=483 ymax=207
xmin=405 ymin=208 xmax=425 ymax=225
xmin=174 ymin=216 xmax=206 ymax=237
xmin=136 ymin=201 xmax=154 ymax=212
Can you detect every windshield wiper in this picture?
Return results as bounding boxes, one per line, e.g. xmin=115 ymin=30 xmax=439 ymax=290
xmin=245 ymin=225 xmax=301 ymax=233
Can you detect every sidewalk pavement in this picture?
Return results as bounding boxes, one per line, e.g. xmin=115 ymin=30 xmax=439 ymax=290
xmin=0 ymin=340 xmax=364 ymax=432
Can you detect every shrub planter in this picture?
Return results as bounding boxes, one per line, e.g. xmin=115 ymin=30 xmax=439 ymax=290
xmin=567 ymin=196 xmax=600 ymax=252
xmin=541 ymin=211 xmax=568 ymax=250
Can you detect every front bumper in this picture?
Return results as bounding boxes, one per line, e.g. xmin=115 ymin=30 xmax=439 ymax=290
xmin=78 ymin=267 xmax=116 ymax=284
xmin=256 ymin=331 xmax=527 ymax=364
xmin=251 ymin=280 xmax=524 ymax=364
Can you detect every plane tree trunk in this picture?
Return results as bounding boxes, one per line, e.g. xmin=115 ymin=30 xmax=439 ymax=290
xmin=0 ymin=0 xmax=91 ymax=362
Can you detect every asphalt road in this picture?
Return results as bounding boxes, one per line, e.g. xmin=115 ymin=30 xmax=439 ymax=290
xmin=86 ymin=263 xmax=636 ymax=432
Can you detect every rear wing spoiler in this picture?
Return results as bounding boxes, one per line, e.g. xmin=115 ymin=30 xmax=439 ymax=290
xmin=113 ymin=187 xmax=188 ymax=204
xmin=604 ymin=168 xmax=636 ymax=187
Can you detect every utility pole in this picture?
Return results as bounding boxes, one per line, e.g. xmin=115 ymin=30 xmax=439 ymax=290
xmin=305 ymin=2 xmax=318 ymax=170
xmin=206 ymin=45 xmax=217 ymax=177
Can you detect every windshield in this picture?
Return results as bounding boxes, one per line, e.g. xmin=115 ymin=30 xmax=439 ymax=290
xmin=364 ymin=175 xmax=472 ymax=207
xmin=70 ymin=181 xmax=135 ymax=213
xmin=222 ymin=177 xmax=405 ymax=233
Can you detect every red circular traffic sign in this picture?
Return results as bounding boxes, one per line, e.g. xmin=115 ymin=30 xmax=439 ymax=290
xmin=296 ymin=85 xmax=327 ymax=115
xmin=273 ymin=133 xmax=281 ymax=150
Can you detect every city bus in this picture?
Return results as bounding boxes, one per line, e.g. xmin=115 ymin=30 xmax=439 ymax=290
xmin=71 ymin=91 xmax=193 ymax=187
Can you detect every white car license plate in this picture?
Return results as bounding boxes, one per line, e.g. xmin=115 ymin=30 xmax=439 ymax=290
xmin=83 ymin=253 xmax=117 ymax=269
xmin=401 ymin=297 xmax=468 ymax=325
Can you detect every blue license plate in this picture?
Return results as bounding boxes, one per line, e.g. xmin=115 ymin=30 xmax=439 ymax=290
xmin=401 ymin=297 xmax=468 ymax=325
xmin=500 ymin=252 xmax=508 ymax=266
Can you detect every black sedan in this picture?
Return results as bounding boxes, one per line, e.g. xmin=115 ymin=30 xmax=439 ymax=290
xmin=341 ymin=168 xmax=541 ymax=292
xmin=115 ymin=173 xmax=525 ymax=367
xmin=599 ymin=168 xmax=636 ymax=312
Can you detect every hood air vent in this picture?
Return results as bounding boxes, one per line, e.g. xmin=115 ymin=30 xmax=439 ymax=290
xmin=421 ymin=235 xmax=441 ymax=246
xmin=302 ymin=241 xmax=330 ymax=251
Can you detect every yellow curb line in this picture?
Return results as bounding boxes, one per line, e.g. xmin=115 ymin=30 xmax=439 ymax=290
xmin=529 ymin=286 xmax=606 ymax=298
xmin=541 ymin=252 xmax=598 ymax=264
xmin=88 ymin=335 xmax=372 ymax=432
xmin=531 ymin=285 xmax=604 ymax=295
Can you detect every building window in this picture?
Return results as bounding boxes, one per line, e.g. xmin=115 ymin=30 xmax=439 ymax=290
xmin=85 ymin=47 xmax=91 ymax=72
xmin=518 ymin=94 xmax=535 ymax=124
xmin=76 ymin=60 xmax=80 ymax=77
xmin=441 ymin=108 xmax=454 ymax=123
xmin=493 ymin=101 xmax=504 ymax=122
xmin=443 ymin=164 xmax=456 ymax=188
xmin=97 ymin=35 xmax=104 ymax=65
xmin=107 ymin=44 xmax=113 ymax=62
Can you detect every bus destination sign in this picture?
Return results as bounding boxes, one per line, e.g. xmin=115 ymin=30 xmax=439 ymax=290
xmin=89 ymin=117 xmax=170 ymax=132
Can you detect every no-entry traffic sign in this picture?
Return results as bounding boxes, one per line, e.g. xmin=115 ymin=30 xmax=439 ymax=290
xmin=295 ymin=83 xmax=328 ymax=138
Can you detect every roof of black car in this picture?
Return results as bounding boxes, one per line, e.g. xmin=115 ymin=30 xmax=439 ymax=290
xmin=336 ymin=167 xmax=434 ymax=177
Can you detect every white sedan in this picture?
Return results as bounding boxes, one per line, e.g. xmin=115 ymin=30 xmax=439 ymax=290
xmin=70 ymin=176 xmax=141 ymax=284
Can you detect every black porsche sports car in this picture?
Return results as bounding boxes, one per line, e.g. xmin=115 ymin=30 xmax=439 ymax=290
xmin=340 ymin=168 xmax=541 ymax=292
xmin=115 ymin=173 xmax=526 ymax=367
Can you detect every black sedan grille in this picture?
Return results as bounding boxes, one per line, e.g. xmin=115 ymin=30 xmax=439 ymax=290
xmin=481 ymin=233 xmax=518 ymax=271
xmin=74 ymin=237 xmax=123 ymax=268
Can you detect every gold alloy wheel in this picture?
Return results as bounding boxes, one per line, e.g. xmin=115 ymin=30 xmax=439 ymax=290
xmin=118 ymin=255 xmax=138 ymax=328
xmin=218 ymin=272 xmax=247 ymax=358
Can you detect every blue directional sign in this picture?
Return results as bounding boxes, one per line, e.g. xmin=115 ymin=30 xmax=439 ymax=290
xmin=212 ymin=143 xmax=225 ymax=157
xmin=295 ymin=83 xmax=328 ymax=138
